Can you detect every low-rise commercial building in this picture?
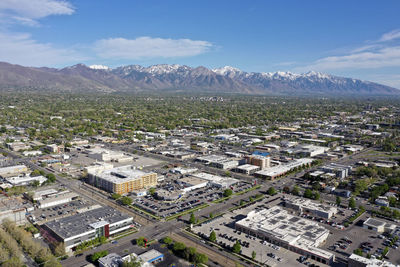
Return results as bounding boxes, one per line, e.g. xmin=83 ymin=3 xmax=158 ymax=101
xmin=284 ymin=196 xmax=338 ymax=219
xmin=87 ymin=165 xmax=157 ymax=195
xmin=178 ymin=177 xmax=208 ymax=192
xmin=87 ymin=148 xmax=133 ymax=162
xmin=235 ymin=206 xmax=334 ymax=265
xmin=191 ymin=172 xmax=238 ymax=188
xmin=37 ymin=191 xmax=79 ymax=209
xmin=233 ymin=164 xmax=260 ymax=175
xmin=0 ymin=165 xmax=28 ymax=178
xmin=348 ymin=253 xmax=399 ymax=267
xmin=255 ymin=158 xmax=313 ymax=180
xmin=41 ymin=206 xmax=133 ymax=252
xmin=5 ymin=175 xmax=47 ymax=186
xmin=363 ymin=218 xmax=396 ymax=233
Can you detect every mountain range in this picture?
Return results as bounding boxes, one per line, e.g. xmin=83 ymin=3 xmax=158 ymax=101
xmin=0 ymin=61 xmax=398 ymax=95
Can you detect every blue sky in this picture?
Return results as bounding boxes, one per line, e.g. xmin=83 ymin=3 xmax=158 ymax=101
xmin=1 ymin=0 xmax=400 ymax=87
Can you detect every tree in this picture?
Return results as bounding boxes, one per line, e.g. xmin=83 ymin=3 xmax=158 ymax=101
xmin=31 ymin=169 xmax=41 ymax=177
xmin=354 ymin=248 xmax=363 ymax=256
xmin=52 ymin=242 xmax=65 ymax=257
xmin=32 ymin=180 xmax=40 ymax=187
xmin=91 ymin=250 xmax=108 ymax=262
xmin=148 ymin=187 xmax=156 ymax=196
xmin=209 ymin=212 xmax=214 ymax=218
xmin=291 ymin=185 xmax=300 ymax=196
xmin=111 ymin=193 xmax=121 ymax=200
xmin=46 ymin=173 xmax=56 ymax=183
xmin=267 ymin=187 xmax=277 ymax=196
xmin=136 ymin=237 xmax=146 ymax=247
xmin=232 ymin=240 xmax=241 ymax=254
xmin=194 ymin=253 xmax=208 ymax=264
xmin=120 ymin=196 xmax=132 ymax=206
xmin=252 ymin=250 xmax=256 ymax=260
xmin=313 ymin=191 xmax=320 ymax=200
xmin=336 ymin=196 xmax=342 ymax=207
xmin=349 ymin=197 xmax=356 ymax=209
xmin=303 ymin=189 xmax=313 ymax=199
xmin=122 ymin=257 xmax=142 ymax=267
xmin=223 ymin=189 xmax=233 ymax=197
xmin=209 ymin=230 xmax=216 ymax=242
xmin=173 ymin=242 xmax=186 ymax=252
xmin=163 ymin=236 xmax=173 ymax=245
xmin=189 ymin=212 xmax=196 ymax=224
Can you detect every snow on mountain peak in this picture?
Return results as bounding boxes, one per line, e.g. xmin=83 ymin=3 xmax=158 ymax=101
xmin=212 ymin=66 xmax=243 ymax=75
xmin=89 ymin=64 xmax=110 ymax=70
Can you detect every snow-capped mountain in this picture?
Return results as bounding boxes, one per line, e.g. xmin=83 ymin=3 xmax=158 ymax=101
xmin=89 ymin=65 xmax=110 ymax=70
xmin=0 ymin=62 xmax=398 ymax=95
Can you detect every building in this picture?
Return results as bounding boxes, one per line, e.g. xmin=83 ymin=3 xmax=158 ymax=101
xmin=178 ymin=177 xmax=208 ymax=192
xmin=363 ymin=218 xmax=396 ymax=233
xmin=37 ymin=191 xmax=79 ymax=208
xmin=98 ymin=253 xmax=122 ymax=267
xmin=30 ymin=189 xmax=59 ymax=201
xmin=45 ymin=144 xmax=61 ymax=153
xmin=87 ymin=165 xmax=157 ymax=195
xmin=320 ymin=163 xmax=352 ymax=180
xmin=0 ymin=196 xmax=33 ymax=225
xmin=348 ymin=253 xmax=399 ymax=267
xmin=233 ymin=164 xmax=260 ymax=175
xmin=0 ymin=165 xmax=28 ymax=178
xmin=87 ymin=148 xmax=133 ymax=162
xmin=41 ymin=206 xmax=133 ymax=252
xmin=5 ymin=175 xmax=47 ymax=186
xmin=296 ymin=145 xmax=328 ymax=157
xmin=6 ymin=142 xmax=31 ymax=152
xmin=155 ymin=189 xmax=183 ymax=201
xmin=284 ymin=196 xmax=338 ymax=219
xmin=255 ymin=158 xmax=313 ymax=180
xmin=191 ymin=172 xmax=238 ymax=188
xmin=235 ymin=206 xmax=334 ymax=265
xmin=138 ymin=249 xmax=164 ymax=264
xmin=245 ymin=154 xmax=270 ymax=169
xmin=23 ymin=150 xmax=42 ymax=156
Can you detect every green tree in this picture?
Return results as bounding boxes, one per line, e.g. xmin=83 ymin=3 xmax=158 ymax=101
xmin=267 ymin=187 xmax=277 ymax=196
xmin=31 ymin=169 xmax=41 ymax=177
xmin=349 ymin=197 xmax=356 ymax=209
xmin=232 ymin=240 xmax=241 ymax=254
xmin=45 ymin=173 xmax=56 ymax=183
xmin=120 ymin=196 xmax=132 ymax=206
xmin=189 ymin=212 xmax=196 ymax=224
xmin=194 ymin=253 xmax=208 ymax=264
xmin=163 ymin=236 xmax=173 ymax=245
xmin=336 ymin=196 xmax=342 ymax=207
xmin=209 ymin=230 xmax=216 ymax=242
xmin=223 ymin=189 xmax=233 ymax=197
xmin=111 ymin=193 xmax=121 ymax=200
xmin=354 ymin=248 xmax=363 ymax=256
xmin=148 ymin=187 xmax=156 ymax=196
xmin=291 ymin=185 xmax=300 ymax=196
xmin=252 ymin=250 xmax=256 ymax=260
xmin=91 ymin=250 xmax=108 ymax=262
xmin=173 ymin=242 xmax=186 ymax=252
xmin=136 ymin=237 xmax=146 ymax=247
xmin=313 ymin=191 xmax=320 ymax=200
xmin=303 ymin=188 xmax=313 ymax=199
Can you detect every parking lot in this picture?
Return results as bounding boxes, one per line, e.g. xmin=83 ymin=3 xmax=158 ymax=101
xmin=132 ymin=178 xmax=252 ymax=218
xmin=321 ymin=213 xmax=400 ymax=265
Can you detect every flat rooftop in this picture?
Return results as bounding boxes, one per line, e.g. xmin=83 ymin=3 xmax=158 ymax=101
xmin=364 ymin=218 xmax=386 ymax=228
xmin=180 ymin=177 xmax=208 ymax=186
xmin=284 ymin=196 xmax=338 ymax=214
xmin=236 ymin=206 xmax=329 ymax=247
xmin=44 ymin=206 xmax=132 ymax=239
xmin=92 ymin=165 xmax=155 ymax=184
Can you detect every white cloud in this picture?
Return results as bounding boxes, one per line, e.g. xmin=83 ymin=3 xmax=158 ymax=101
xmin=0 ymin=0 xmax=74 ymax=26
xmin=0 ymin=32 xmax=85 ymax=66
xmin=296 ymin=29 xmax=400 ymax=72
xmin=94 ymin=37 xmax=213 ymax=59
xmin=379 ymin=29 xmax=400 ymax=42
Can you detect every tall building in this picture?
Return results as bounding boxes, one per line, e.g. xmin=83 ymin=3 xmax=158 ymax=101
xmin=245 ymin=155 xmax=270 ymax=169
xmin=87 ymin=165 xmax=157 ymax=195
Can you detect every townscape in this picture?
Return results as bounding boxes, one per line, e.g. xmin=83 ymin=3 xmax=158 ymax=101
xmin=0 ymin=94 xmax=399 ymax=267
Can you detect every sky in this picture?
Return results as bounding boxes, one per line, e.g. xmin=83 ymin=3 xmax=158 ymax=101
xmin=1 ymin=0 xmax=400 ymax=88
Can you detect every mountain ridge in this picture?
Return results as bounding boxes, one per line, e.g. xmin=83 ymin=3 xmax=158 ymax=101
xmin=0 ymin=61 xmax=398 ymax=95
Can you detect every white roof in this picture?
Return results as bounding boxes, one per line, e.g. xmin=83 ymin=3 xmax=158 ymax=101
xmin=93 ymin=165 xmax=155 ymax=184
